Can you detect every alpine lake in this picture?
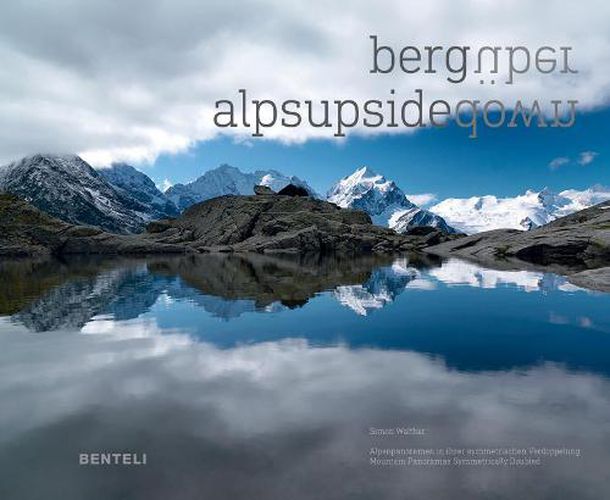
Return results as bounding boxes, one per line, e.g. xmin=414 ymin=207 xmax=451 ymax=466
xmin=1 ymin=252 xmax=609 ymax=500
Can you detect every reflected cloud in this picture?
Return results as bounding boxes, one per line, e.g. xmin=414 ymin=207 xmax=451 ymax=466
xmin=427 ymin=259 xmax=587 ymax=293
xmin=0 ymin=324 xmax=609 ymax=499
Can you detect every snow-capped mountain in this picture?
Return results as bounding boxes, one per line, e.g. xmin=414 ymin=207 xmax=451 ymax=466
xmin=431 ymin=185 xmax=610 ymax=234
xmin=333 ymin=259 xmax=417 ymax=315
xmin=165 ymin=164 xmax=317 ymax=211
xmin=100 ymin=163 xmax=179 ymax=220
xmin=327 ymin=167 xmax=457 ymax=234
xmin=0 ymin=154 xmax=156 ymax=233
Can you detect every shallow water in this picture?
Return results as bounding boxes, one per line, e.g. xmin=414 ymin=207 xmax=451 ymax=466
xmin=1 ymin=253 xmax=609 ymax=499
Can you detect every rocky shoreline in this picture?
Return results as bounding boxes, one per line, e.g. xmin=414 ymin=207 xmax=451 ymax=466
xmin=425 ymin=200 xmax=610 ymax=291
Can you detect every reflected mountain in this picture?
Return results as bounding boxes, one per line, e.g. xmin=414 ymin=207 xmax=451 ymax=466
xmin=334 ymin=258 xmax=420 ymax=315
xmin=1 ymin=253 xmax=610 ymax=375
xmin=2 ymin=253 xmax=437 ymax=331
xmin=150 ymin=253 xmax=424 ymax=311
xmin=0 ymin=252 xmax=603 ymax=333
xmin=5 ymin=260 xmax=170 ymax=332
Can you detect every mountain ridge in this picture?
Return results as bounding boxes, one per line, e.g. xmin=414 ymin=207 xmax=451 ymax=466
xmin=165 ymin=163 xmax=317 ymax=211
xmin=0 ymin=154 xmax=153 ymax=233
xmin=431 ymin=185 xmax=610 ymax=234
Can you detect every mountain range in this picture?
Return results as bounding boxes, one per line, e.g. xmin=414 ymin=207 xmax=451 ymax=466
xmin=166 ymin=164 xmax=317 ymax=210
xmin=0 ymin=153 xmax=608 ymax=237
xmin=0 ymin=155 xmax=176 ymax=233
xmin=431 ymin=185 xmax=610 ymax=234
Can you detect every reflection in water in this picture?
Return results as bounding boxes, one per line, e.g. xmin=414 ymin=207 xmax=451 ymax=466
xmin=0 ymin=254 xmax=609 ymax=499
xmin=0 ymin=323 xmax=609 ymax=500
xmin=0 ymin=253 xmax=595 ymax=330
xmin=427 ymin=259 xmax=584 ymax=293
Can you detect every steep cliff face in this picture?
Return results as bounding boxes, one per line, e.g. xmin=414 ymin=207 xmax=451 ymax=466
xmin=99 ymin=163 xmax=179 ymax=220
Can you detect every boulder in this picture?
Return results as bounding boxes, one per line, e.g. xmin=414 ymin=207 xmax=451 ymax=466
xmin=277 ymin=184 xmax=309 ymax=197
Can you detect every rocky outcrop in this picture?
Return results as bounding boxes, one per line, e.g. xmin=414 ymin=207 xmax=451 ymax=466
xmin=426 ymin=200 xmax=610 ymax=272
xmin=569 ymin=267 xmax=610 ymax=293
xmin=145 ymin=194 xmax=453 ymax=254
xmin=277 ymin=184 xmax=309 ymax=196
xmin=0 ymin=193 xmax=186 ymax=257
xmin=0 ymin=192 xmax=457 ymax=257
xmin=254 ymin=185 xmax=275 ymax=195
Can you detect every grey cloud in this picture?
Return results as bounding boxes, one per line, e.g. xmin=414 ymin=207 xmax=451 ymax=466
xmin=0 ymin=0 xmax=609 ymax=165
xmin=0 ymin=324 xmax=609 ymax=499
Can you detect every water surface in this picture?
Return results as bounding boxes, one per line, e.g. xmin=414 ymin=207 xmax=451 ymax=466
xmin=1 ymin=254 xmax=609 ymax=499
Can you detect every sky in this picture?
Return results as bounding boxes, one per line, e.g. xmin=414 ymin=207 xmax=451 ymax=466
xmin=151 ymin=107 xmax=609 ymax=200
xmin=1 ymin=0 xmax=609 ymax=201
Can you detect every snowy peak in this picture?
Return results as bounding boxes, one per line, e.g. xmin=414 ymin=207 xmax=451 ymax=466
xmin=0 ymin=154 xmax=153 ymax=233
xmin=256 ymin=169 xmax=313 ymax=194
xmin=327 ymin=166 xmax=456 ymax=234
xmin=165 ymin=164 xmax=317 ymax=211
xmin=559 ymin=184 xmax=610 ymax=211
xmin=334 ymin=259 xmax=417 ymax=315
xmin=327 ymin=166 xmax=414 ymax=224
xmin=349 ymin=166 xmax=384 ymax=183
xmin=328 ymin=166 xmax=408 ymax=207
xmin=431 ymin=186 xmax=610 ymax=234
xmin=536 ymin=187 xmax=571 ymax=210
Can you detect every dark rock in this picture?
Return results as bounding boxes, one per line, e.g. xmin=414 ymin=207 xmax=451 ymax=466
xmin=146 ymin=194 xmax=425 ymax=254
xmin=254 ymin=185 xmax=276 ymax=195
xmin=426 ymin=200 xmax=610 ymax=271
xmin=405 ymin=226 xmax=438 ymax=236
xmin=277 ymin=184 xmax=309 ymax=197
xmin=0 ymin=193 xmax=187 ymax=257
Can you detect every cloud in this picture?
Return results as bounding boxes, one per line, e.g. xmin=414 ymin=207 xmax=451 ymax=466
xmin=0 ymin=0 xmax=609 ymax=165
xmin=405 ymin=193 xmax=437 ymax=207
xmin=1 ymin=325 xmax=610 ymax=499
xmin=578 ymin=150 xmax=600 ymax=166
xmin=158 ymin=178 xmax=173 ymax=192
xmin=549 ymin=156 xmax=570 ymax=170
